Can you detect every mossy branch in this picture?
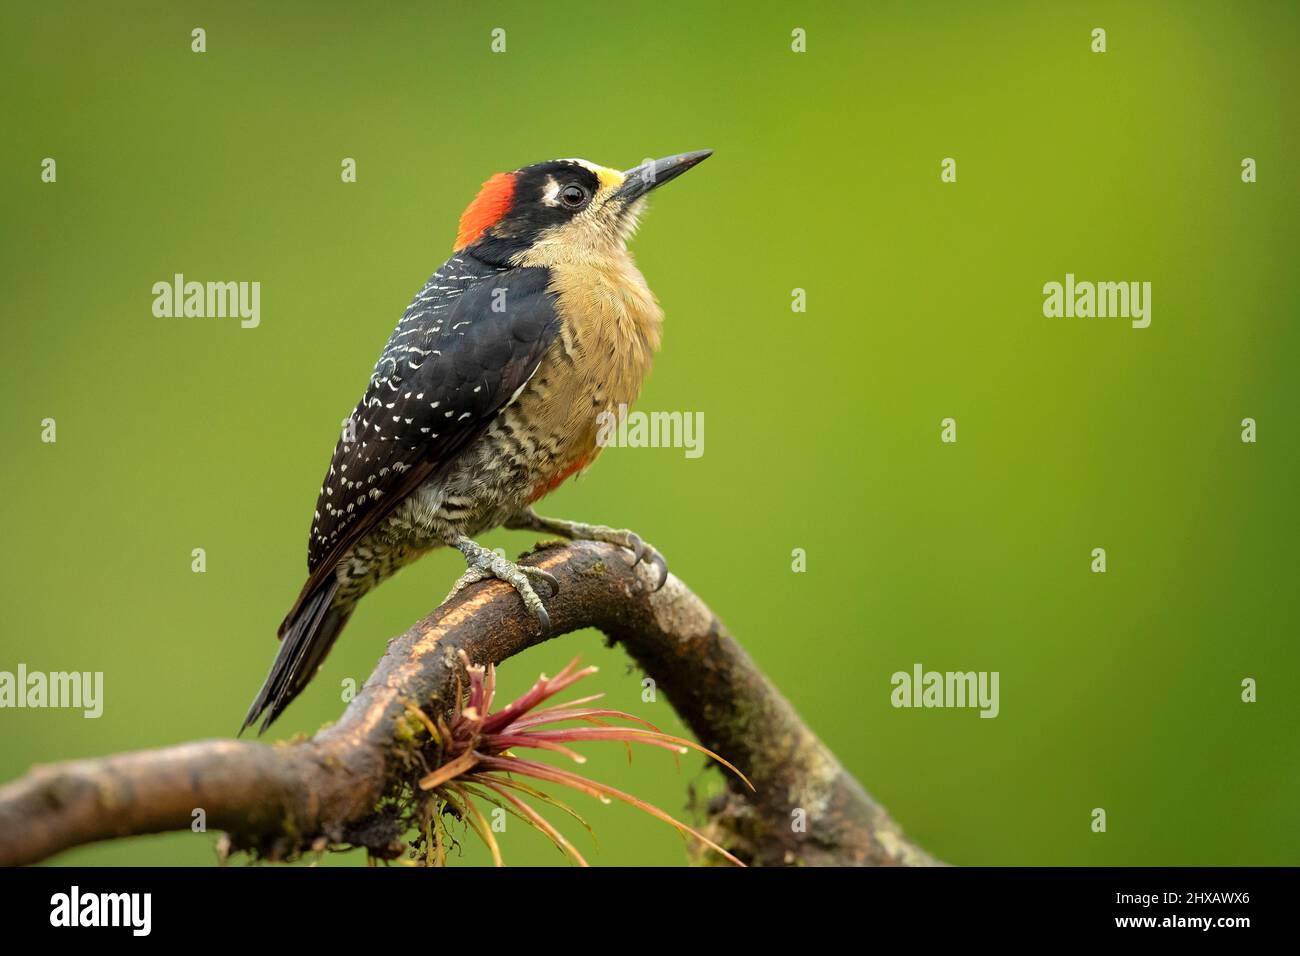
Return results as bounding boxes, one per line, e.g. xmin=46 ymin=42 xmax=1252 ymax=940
xmin=0 ymin=541 xmax=939 ymax=867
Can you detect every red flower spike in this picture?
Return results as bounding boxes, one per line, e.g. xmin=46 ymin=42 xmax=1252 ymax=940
xmin=413 ymin=656 xmax=749 ymax=867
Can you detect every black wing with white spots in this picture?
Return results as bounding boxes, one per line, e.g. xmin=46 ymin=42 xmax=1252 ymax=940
xmin=246 ymin=254 xmax=558 ymax=735
xmin=303 ymin=253 xmax=560 ymax=580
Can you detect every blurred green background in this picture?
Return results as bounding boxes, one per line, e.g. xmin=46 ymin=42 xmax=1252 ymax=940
xmin=2 ymin=0 xmax=1297 ymax=866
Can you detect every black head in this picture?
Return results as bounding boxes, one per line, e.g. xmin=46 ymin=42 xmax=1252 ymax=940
xmin=454 ymin=152 xmax=712 ymax=264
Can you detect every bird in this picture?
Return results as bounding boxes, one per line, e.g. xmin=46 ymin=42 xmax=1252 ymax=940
xmin=241 ymin=150 xmax=712 ymax=734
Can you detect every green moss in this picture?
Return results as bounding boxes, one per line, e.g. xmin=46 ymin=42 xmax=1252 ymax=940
xmin=392 ymin=710 xmax=427 ymax=748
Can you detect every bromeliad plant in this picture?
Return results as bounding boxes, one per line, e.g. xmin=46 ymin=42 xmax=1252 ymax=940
xmin=405 ymin=655 xmax=750 ymax=866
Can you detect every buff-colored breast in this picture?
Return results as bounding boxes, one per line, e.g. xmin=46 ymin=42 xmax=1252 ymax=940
xmin=510 ymin=252 xmax=663 ymax=499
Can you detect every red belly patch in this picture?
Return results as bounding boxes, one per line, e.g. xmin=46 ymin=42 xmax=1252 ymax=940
xmin=529 ymin=454 xmax=591 ymax=503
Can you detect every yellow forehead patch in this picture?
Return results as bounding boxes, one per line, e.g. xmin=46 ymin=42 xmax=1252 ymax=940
xmin=595 ymin=166 xmax=625 ymax=191
xmin=563 ymin=158 xmax=625 ymax=194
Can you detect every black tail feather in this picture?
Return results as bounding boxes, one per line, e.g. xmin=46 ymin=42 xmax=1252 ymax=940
xmin=240 ymin=578 xmax=349 ymax=736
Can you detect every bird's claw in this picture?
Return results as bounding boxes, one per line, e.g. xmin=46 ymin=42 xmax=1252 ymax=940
xmin=625 ymin=532 xmax=647 ymax=565
xmin=520 ymin=564 xmax=560 ymax=598
xmin=592 ymin=528 xmax=668 ymax=591
xmin=508 ymin=513 xmax=669 ymax=594
xmin=447 ymin=538 xmax=555 ymax=632
xmin=643 ymin=550 xmax=669 ymax=591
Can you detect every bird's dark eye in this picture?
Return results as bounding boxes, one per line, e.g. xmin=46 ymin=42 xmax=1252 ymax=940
xmin=559 ymin=184 xmax=588 ymax=208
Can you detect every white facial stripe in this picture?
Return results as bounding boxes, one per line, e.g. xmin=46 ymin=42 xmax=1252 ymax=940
xmin=540 ymin=175 xmax=561 ymax=206
xmin=560 ymin=158 xmax=602 ymax=174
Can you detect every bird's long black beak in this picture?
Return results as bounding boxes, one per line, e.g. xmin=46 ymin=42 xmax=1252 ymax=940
xmin=615 ymin=150 xmax=712 ymax=202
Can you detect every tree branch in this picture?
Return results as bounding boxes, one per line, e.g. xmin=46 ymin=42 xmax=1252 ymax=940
xmin=0 ymin=541 xmax=939 ymax=867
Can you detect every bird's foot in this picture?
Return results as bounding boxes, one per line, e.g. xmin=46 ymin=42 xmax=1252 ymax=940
xmin=446 ymin=536 xmax=559 ymax=631
xmin=507 ymin=510 xmax=668 ymax=591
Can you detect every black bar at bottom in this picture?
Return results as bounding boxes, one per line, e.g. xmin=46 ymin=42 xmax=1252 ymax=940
xmin=0 ymin=865 xmax=1284 ymax=940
